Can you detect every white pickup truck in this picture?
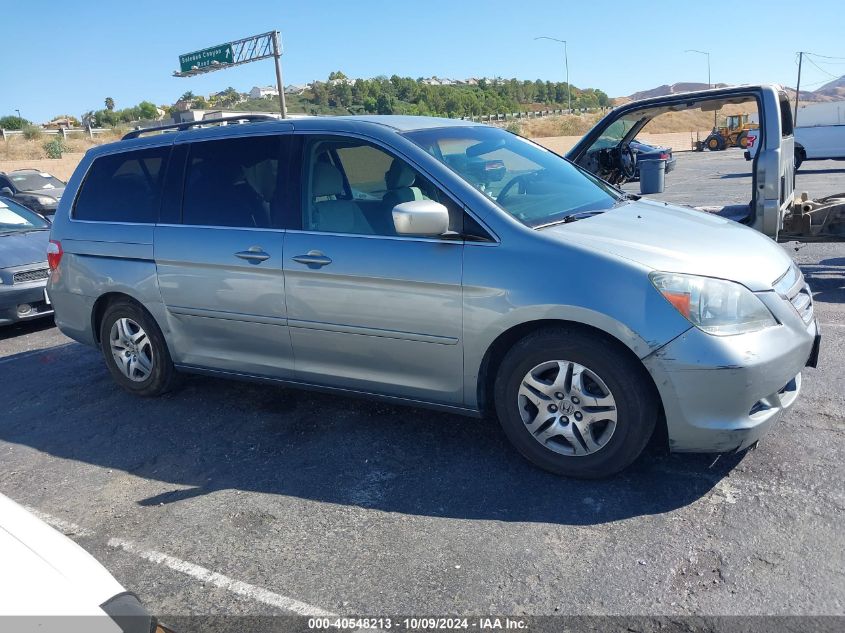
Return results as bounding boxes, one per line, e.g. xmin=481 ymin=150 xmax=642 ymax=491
xmin=746 ymin=101 xmax=845 ymax=169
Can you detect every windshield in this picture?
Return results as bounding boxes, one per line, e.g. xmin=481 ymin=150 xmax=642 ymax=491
xmin=8 ymin=172 xmax=64 ymax=191
xmin=404 ymin=126 xmax=622 ymax=228
xmin=586 ymin=115 xmax=640 ymax=151
xmin=0 ymin=197 xmax=50 ymax=232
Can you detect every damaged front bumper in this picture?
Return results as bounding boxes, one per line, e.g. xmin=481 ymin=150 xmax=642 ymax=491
xmin=642 ymin=312 xmax=818 ymax=454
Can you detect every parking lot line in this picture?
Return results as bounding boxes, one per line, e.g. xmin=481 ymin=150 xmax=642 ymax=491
xmin=25 ymin=506 xmax=334 ymax=618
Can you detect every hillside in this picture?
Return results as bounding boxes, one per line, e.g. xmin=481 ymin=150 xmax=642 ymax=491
xmin=625 ymin=81 xmax=838 ymax=103
xmin=815 ymin=75 xmax=845 ymax=99
xmin=628 ymin=82 xmax=730 ymax=100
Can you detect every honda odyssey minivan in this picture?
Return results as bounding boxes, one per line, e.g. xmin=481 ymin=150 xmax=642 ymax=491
xmin=46 ymin=108 xmax=820 ymax=478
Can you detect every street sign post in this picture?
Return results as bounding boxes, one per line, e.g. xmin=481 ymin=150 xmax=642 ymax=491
xmin=179 ymin=44 xmax=234 ymax=73
xmin=174 ymin=31 xmax=286 ymax=118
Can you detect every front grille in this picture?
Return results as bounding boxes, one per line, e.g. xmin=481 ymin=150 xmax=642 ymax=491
xmin=773 ymin=264 xmax=814 ymax=325
xmin=788 ymin=284 xmax=814 ymax=325
xmin=12 ymin=268 xmax=49 ymax=284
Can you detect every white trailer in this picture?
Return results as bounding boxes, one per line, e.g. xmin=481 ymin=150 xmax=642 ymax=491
xmin=745 ymin=101 xmax=845 ymax=170
xmin=793 ymin=101 xmax=845 ymax=168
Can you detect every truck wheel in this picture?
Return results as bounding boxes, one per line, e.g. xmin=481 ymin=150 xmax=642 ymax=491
xmin=737 ymin=132 xmax=749 ymax=149
xmin=493 ymin=327 xmax=658 ymax=478
xmin=705 ymin=135 xmax=724 ymax=151
xmin=99 ymin=300 xmax=177 ymax=397
xmin=794 ymin=149 xmax=804 ymax=171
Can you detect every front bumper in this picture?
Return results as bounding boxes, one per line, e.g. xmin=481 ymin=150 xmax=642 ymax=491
xmin=643 ymin=312 xmax=817 ymax=453
xmin=0 ymin=280 xmax=53 ymax=325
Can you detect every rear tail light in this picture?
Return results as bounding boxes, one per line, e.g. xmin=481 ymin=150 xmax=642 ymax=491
xmin=47 ymin=240 xmax=63 ymax=270
xmin=659 ymin=153 xmax=670 ymax=160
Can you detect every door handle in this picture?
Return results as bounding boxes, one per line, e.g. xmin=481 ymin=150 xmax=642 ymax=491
xmin=292 ymin=251 xmax=332 ymax=268
xmin=235 ymin=247 xmax=270 ymax=263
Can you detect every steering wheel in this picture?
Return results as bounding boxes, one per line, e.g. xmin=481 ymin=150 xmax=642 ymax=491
xmin=497 ymin=173 xmax=533 ymax=205
xmin=619 ymin=145 xmax=636 ymax=181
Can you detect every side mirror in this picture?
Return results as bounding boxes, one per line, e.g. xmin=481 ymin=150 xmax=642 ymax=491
xmin=0 ymin=187 xmax=13 ymax=196
xmin=392 ymin=200 xmax=450 ymax=237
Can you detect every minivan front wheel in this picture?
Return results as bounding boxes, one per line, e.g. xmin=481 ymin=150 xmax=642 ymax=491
xmin=494 ymin=328 xmax=657 ymax=478
xmin=99 ymin=300 xmax=176 ymax=397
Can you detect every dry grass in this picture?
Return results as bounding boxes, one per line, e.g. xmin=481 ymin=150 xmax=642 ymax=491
xmin=0 ymin=130 xmax=122 ymax=161
xmin=513 ymin=102 xmax=756 ymax=138
xmin=514 ymin=113 xmax=602 ymax=138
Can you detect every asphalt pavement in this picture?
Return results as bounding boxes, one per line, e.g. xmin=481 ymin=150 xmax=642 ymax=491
xmin=0 ymin=151 xmax=843 ymax=631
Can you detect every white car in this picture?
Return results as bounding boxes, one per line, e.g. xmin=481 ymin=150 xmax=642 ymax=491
xmin=0 ymin=493 xmax=164 ymax=633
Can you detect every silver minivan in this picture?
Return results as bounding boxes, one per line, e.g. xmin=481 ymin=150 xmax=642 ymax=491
xmin=47 ymin=86 xmax=820 ymax=478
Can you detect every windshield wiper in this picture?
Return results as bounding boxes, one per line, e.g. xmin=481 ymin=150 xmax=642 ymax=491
xmin=535 ymin=210 xmax=606 ymax=229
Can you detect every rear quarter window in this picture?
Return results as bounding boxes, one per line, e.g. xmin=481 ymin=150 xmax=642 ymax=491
xmin=74 ymin=146 xmax=170 ymax=222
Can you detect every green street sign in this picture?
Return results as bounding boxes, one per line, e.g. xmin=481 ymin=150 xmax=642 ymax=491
xmin=179 ymin=44 xmax=234 ymax=73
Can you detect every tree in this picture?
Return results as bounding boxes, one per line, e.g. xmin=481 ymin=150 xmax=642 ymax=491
xmin=375 ymin=93 xmax=395 ymax=115
xmin=137 ymin=101 xmax=159 ymax=120
xmin=179 ymin=91 xmax=195 ymax=102
xmin=105 ymin=97 xmax=115 ymax=111
xmin=0 ymin=115 xmax=31 ymax=130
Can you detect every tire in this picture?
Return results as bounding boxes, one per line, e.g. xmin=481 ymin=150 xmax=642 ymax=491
xmin=737 ymin=131 xmax=748 ymax=149
xmin=99 ymin=299 xmax=177 ymax=397
xmin=493 ymin=327 xmax=658 ymax=478
xmin=705 ymin=134 xmax=725 ymax=151
xmin=794 ymin=149 xmax=804 ymax=171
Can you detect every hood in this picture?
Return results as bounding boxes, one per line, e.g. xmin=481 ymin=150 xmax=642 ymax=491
xmin=542 ymin=199 xmax=792 ymax=291
xmin=19 ymin=186 xmax=65 ymax=202
xmin=0 ymin=229 xmax=50 ymax=269
xmin=0 ymin=494 xmax=124 ymax=621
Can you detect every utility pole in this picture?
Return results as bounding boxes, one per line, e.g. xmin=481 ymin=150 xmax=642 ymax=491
xmin=685 ymin=49 xmax=715 ymax=127
xmin=794 ymin=51 xmax=804 ymax=128
xmin=535 ymin=37 xmax=570 ymax=113
xmin=272 ymin=31 xmax=287 ymax=119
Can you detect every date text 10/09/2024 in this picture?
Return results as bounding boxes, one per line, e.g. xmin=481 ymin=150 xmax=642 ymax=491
xmin=308 ymin=617 xmax=528 ymax=630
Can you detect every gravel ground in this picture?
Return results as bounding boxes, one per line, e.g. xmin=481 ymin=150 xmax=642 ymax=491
xmin=0 ymin=151 xmax=843 ymax=631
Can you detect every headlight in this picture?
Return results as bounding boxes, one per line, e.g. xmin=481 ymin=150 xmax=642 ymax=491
xmin=650 ymin=272 xmax=777 ymax=336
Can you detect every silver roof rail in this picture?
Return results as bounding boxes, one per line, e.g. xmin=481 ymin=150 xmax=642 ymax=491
xmin=121 ymin=114 xmax=278 ymax=140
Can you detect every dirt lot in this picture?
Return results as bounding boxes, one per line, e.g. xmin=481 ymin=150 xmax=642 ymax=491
xmin=0 ymin=150 xmax=843 ymax=632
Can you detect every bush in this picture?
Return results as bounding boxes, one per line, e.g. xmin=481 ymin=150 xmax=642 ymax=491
xmin=0 ymin=115 xmax=31 ymax=130
xmin=505 ymin=121 xmax=522 ymax=135
xmin=43 ymin=136 xmax=68 ymax=159
xmin=22 ymin=125 xmax=43 ymax=140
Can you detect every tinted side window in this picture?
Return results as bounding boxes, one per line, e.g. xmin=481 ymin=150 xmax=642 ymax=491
xmin=182 ymin=135 xmax=282 ymax=228
xmin=74 ymin=146 xmax=169 ymax=222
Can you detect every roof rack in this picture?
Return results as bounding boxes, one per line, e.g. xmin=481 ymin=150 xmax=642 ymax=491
xmin=121 ymin=114 xmax=279 ymax=140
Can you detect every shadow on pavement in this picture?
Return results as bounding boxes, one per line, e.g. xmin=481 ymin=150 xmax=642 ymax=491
xmin=0 ymin=343 xmax=743 ymax=527
xmin=0 ymin=316 xmax=55 ymax=342
xmin=796 ymin=167 xmax=845 ymax=176
xmin=800 ymin=257 xmax=845 ymax=305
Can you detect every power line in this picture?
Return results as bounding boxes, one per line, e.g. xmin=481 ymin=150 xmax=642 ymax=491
xmin=805 ymin=51 xmax=845 ymax=61
xmin=805 ymin=55 xmax=841 ymax=79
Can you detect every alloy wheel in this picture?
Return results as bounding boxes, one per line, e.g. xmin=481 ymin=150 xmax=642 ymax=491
xmin=517 ymin=360 xmax=618 ymax=456
xmin=109 ymin=317 xmax=154 ymax=382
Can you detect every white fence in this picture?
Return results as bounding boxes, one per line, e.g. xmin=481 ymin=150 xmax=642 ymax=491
xmin=1 ymin=127 xmax=110 ymax=141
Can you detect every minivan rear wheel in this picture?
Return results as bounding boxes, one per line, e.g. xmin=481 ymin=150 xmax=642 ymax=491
xmin=99 ymin=300 xmax=176 ymax=397
xmin=494 ymin=328 xmax=657 ymax=478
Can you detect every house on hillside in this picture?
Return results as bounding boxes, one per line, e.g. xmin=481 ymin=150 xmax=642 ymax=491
xmin=285 ymin=84 xmax=311 ymax=95
xmin=249 ymin=85 xmax=279 ymax=100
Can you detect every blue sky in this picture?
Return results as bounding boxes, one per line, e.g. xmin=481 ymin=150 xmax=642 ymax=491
xmin=2 ymin=0 xmax=843 ymax=122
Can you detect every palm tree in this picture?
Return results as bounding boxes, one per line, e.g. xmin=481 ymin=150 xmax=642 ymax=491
xmin=104 ymin=97 xmax=115 ymax=111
